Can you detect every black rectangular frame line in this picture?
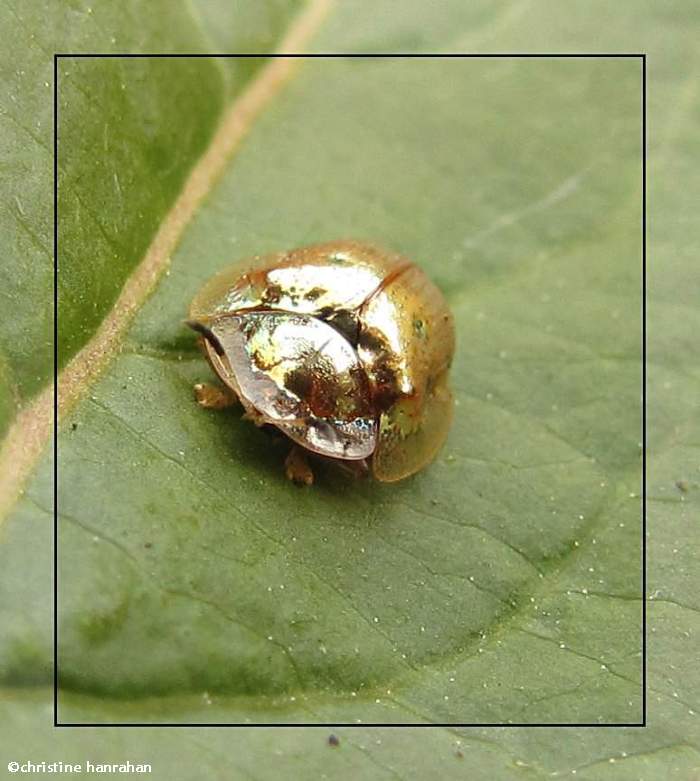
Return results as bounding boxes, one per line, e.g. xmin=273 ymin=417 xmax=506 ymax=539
xmin=53 ymin=52 xmax=647 ymax=729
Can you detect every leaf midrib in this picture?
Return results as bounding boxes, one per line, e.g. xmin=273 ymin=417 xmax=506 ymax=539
xmin=0 ymin=0 xmax=332 ymax=527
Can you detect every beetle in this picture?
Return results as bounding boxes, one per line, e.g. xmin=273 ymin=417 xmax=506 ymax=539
xmin=187 ymin=240 xmax=455 ymax=485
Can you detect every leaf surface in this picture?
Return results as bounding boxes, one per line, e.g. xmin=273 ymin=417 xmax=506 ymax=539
xmin=1 ymin=0 xmax=698 ymax=778
xmin=1 ymin=0 xmax=301 ymax=409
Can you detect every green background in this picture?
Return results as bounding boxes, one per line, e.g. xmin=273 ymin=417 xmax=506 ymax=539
xmin=1 ymin=0 xmax=697 ymax=777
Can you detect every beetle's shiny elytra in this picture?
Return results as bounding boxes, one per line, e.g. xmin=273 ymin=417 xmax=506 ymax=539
xmin=188 ymin=241 xmax=455 ymax=483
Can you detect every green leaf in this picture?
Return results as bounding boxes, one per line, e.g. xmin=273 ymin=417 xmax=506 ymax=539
xmin=2 ymin=0 xmax=302 ymax=409
xmin=56 ymin=1 xmax=304 ymax=371
xmin=12 ymin=49 xmax=646 ymax=715
xmin=2 ymin=0 xmax=698 ymax=778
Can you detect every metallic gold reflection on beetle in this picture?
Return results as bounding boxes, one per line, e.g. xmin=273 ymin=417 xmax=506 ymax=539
xmin=188 ymin=240 xmax=455 ymax=483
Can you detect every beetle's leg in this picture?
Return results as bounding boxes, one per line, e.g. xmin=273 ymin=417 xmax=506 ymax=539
xmin=335 ymin=458 xmax=370 ymax=480
xmin=241 ymin=407 xmax=268 ymax=428
xmin=284 ymin=445 xmax=314 ymax=487
xmin=193 ymin=382 xmax=238 ymax=410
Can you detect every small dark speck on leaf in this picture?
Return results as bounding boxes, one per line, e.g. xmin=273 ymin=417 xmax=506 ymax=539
xmin=71 ymin=422 xmax=78 ymax=431
xmin=455 ymin=749 xmax=464 ymax=759
xmin=675 ymin=480 xmax=689 ymax=493
xmin=144 ymin=542 xmax=152 ymax=549
xmin=328 ymin=734 xmax=340 ymax=747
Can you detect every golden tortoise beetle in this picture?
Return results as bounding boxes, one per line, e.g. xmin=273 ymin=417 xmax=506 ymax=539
xmin=187 ymin=240 xmax=455 ymax=485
